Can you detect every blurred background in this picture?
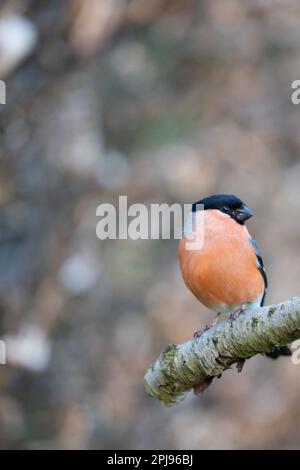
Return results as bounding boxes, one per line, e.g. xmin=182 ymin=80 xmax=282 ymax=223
xmin=1 ymin=0 xmax=300 ymax=450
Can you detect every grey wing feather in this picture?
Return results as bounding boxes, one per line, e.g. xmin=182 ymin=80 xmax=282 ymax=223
xmin=250 ymin=237 xmax=268 ymax=306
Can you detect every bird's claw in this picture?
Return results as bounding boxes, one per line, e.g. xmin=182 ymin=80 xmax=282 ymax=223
xmin=194 ymin=313 xmax=221 ymax=339
xmin=193 ymin=324 xmax=210 ymax=339
xmin=230 ymin=304 xmax=247 ymax=326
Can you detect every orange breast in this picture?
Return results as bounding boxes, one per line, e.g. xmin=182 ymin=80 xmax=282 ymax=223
xmin=178 ymin=210 xmax=264 ymax=312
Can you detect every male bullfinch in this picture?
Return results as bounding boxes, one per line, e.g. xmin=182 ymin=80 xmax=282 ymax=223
xmin=179 ymin=194 xmax=291 ymax=359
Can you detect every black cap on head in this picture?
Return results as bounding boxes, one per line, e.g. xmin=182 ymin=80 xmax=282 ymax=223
xmin=192 ymin=194 xmax=253 ymax=225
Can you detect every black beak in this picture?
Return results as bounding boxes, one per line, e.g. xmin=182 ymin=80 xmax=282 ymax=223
xmin=235 ymin=204 xmax=253 ymax=222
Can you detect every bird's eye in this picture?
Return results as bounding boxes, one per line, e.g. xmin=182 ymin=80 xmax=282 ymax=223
xmin=222 ymin=206 xmax=230 ymax=213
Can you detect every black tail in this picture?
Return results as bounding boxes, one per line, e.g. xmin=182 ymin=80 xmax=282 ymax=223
xmin=266 ymin=346 xmax=292 ymax=360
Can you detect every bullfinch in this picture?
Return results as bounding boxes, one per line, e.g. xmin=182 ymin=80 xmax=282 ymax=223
xmin=179 ymin=194 xmax=291 ymax=359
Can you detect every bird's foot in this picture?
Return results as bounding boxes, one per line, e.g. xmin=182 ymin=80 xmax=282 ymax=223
xmin=194 ymin=313 xmax=222 ymax=339
xmin=230 ymin=304 xmax=247 ymax=325
xmin=193 ymin=324 xmax=210 ymax=339
xmin=211 ymin=312 xmax=222 ymax=326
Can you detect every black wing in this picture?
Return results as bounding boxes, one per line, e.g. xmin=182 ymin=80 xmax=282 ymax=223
xmin=250 ymin=237 xmax=268 ymax=306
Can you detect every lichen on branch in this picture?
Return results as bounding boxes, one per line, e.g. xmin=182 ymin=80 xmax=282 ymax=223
xmin=144 ymin=297 xmax=300 ymax=406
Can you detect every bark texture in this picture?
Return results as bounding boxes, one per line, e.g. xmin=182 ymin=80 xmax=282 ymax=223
xmin=144 ymin=297 xmax=300 ymax=406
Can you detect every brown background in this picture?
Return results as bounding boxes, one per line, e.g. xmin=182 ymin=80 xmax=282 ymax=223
xmin=1 ymin=0 xmax=300 ymax=449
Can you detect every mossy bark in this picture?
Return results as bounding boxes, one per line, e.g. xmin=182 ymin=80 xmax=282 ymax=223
xmin=144 ymin=297 xmax=300 ymax=406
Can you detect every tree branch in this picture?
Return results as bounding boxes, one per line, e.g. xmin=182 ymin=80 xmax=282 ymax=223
xmin=144 ymin=297 xmax=300 ymax=406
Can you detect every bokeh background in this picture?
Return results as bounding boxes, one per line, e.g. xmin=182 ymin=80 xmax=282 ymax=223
xmin=1 ymin=0 xmax=300 ymax=450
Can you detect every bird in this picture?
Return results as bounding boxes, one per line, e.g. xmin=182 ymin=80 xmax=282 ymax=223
xmin=178 ymin=194 xmax=291 ymax=359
